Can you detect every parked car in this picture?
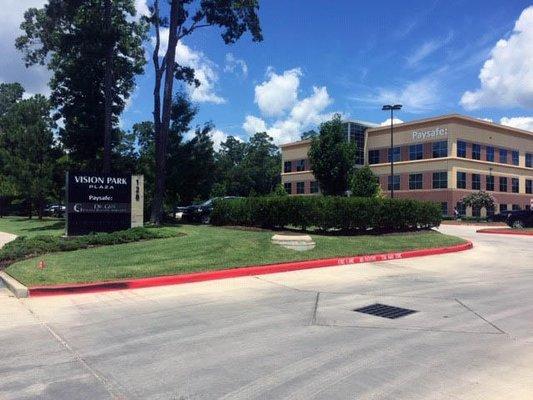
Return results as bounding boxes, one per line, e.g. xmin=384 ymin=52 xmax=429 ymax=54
xmin=177 ymin=197 xmax=241 ymax=224
xmin=506 ymin=209 xmax=533 ymax=228
xmin=44 ymin=204 xmax=66 ymax=217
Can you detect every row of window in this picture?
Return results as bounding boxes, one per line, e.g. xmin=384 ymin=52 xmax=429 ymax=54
xmin=456 ymin=140 xmax=533 ymax=167
xmin=283 ymin=181 xmax=319 ymax=194
xmin=283 ymin=159 xmax=307 ymax=173
xmin=387 ymin=172 xmax=448 ymax=191
xmin=457 ymin=172 xmax=532 ymax=193
xmin=369 ymin=141 xmax=449 ymax=164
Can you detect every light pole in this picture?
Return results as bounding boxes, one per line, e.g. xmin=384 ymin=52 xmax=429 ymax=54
xmin=382 ymin=104 xmax=402 ymax=198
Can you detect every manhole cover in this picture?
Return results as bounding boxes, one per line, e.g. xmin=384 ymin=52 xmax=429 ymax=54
xmin=353 ymin=303 xmax=417 ymax=319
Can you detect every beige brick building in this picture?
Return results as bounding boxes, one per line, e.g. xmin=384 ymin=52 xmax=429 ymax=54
xmin=280 ymin=114 xmax=533 ymax=216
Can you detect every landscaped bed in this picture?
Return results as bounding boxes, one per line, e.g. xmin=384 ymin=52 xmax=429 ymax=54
xmin=3 ymin=222 xmax=467 ymax=287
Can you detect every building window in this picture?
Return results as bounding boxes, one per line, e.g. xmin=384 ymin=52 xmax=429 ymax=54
xmin=486 ymin=146 xmax=495 ymax=162
xmin=369 ymin=150 xmax=380 ymax=164
xmin=296 ymin=181 xmax=305 ymax=194
xmin=432 ymin=141 xmax=448 ymax=158
xmin=409 ymin=144 xmax=423 ymax=160
xmin=283 ymin=161 xmax=292 ymax=173
xmin=409 ymin=173 xmax=423 ymax=190
xmin=457 ymin=140 xmax=467 ymax=158
xmin=284 ymin=182 xmax=292 ymax=194
xmin=512 ymin=178 xmax=519 ymax=193
xmin=388 ymin=147 xmax=401 ymax=162
xmin=499 ymin=204 xmax=508 ymax=213
xmin=440 ymin=202 xmax=448 ymax=216
xmin=526 ymin=153 xmax=532 ymax=168
xmin=512 ymin=150 xmax=519 ymax=166
xmin=499 ymin=177 xmax=507 ymax=192
xmin=526 ymin=179 xmax=532 ymax=194
xmin=472 ymin=205 xmax=481 ymax=217
xmin=456 ymin=202 xmax=466 ymax=216
xmin=499 ymin=148 xmax=507 ymax=164
xmin=296 ymin=159 xmax=306 ymax=172
xmin=310 ymin=181 xmax=319 ymax=194
xmin=487 ymin=205 xmax=495 ymax=217
xmin=512 ymin=204 xmax=521 ymax=211
xmin=457 ymin=172 xmax=466 ymax=189
xmin=486 ymin=175 xmax=494 ymax=191
xmin=387 ymin=175 xmax=400 ymax=191
xmin=472 ymin=144 xmax=481 ymax=160
xmin=472 ymin=174 xmax=481 ymax=190
xmin=433 ymin=172 xmax=447 ymax=189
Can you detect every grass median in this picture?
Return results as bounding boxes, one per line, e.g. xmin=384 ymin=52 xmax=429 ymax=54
xmin=4 ymin=222 xmax=467 ymax=287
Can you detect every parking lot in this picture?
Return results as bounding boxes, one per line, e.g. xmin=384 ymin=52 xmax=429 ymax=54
xmin=1 ymin=225 xmax=532 ymax=400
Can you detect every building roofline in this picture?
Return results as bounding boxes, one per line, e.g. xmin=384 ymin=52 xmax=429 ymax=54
xmin=366 ymin=113 xmax=533 ymax=138
xmin=344 ymin=119 xmax=380 ymax=128
xmin=279 ymin=138 xmax=312 ymax=148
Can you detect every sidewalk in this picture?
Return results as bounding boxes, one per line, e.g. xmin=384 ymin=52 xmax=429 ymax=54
xmin=0 ymin=231 xmax=16 ymax=249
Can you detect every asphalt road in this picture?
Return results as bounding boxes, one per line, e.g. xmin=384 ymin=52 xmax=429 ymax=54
xmin=1 ymin=225 xmax=532 ymax=400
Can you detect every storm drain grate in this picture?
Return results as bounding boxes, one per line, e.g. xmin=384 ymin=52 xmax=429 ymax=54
xmin=353 ymin=303 xmax=417 ymax=319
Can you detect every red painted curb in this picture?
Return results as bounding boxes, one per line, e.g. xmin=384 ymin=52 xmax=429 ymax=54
xmin=28 ymin=241 xmax=473 ymax=297
xmin=477 ymin=228 xmax=533 ymax=236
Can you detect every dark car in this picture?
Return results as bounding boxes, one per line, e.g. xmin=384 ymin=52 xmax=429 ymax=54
xmin=506 ymin=209 xmax=533 ymax=228
xmin=177 ymin=197 xmax=241 ymax=224
xmin=44 ymin=204 xmax=66 ymax=218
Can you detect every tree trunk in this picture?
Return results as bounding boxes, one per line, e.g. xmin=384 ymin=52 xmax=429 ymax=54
xmin=102 ymin=0 xmax=113 ymax=174
xmin=28 ymin=200 xmax=32 ymax=220
xmin=38 ymin=197 xmax=44 ymax=220
xmin=151 ymin=0 xmax=179 ymax=224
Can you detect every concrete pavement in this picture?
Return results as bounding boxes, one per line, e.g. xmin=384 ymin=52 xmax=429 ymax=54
xmin=0 ymin=231 xmax=16 ymax=249
xmin=0 ymin=225 xmax=532 ymax=399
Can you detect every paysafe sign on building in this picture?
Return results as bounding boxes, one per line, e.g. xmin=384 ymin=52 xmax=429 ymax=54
xmin=66 ymin=173 xmax=144 ymax=236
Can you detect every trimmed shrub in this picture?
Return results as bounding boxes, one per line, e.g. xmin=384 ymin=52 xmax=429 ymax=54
xmin=211 ymin=196 xmax=441 ymax=232
xmin=0 ymin=227 xmax=180 ymax=266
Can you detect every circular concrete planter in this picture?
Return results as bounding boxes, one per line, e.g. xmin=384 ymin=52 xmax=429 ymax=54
xmin=271 ymin=234 xmax=316 ymax=251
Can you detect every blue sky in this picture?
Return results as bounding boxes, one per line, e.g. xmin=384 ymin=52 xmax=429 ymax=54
xmin=2 ymin=0 xmax=533 ymax=146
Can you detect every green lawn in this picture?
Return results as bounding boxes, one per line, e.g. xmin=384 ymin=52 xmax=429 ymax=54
xmin=6 ymin=224 xmax=467 ymax=287
xmin=0 ymin=216 xmax=65 ymax=237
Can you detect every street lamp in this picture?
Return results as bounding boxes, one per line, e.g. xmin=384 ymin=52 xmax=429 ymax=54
xmin=382 ymin=104 xmax=402 ymax=198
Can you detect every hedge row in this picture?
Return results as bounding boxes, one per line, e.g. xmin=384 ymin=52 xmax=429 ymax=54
xmin=0 ymin=227 xmax=180 ymax=266
xmin=211 ymin=196 xmax=441 ymax=232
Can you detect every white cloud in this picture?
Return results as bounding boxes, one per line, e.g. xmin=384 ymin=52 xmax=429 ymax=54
xmin=499 ymin=116 xmax=533 ymax=132
xmin=380 ymin=118 xmax=404 ymax=126
xmin=254 ymin=68 xmax=301 ymax=117
xmin=243 ymin=68 xmax=334 ymax=144
xmin=134 ymin=0 xmax=150 ymax=19
xmin=209 ymin=129 xmax=231 ymax=151
xmin=242 ymin=115 xmax=267 ymax=135
xmin=460 ymin=6 xmax=533 ymax=110
xmin=224 ymin=53 xmax=248 ymax=77
xmin=406 ymin=41 xmax=441 ymax=67
xmin=155 ymin=28 xmax=225 ymax=104
xmin=369 ymin=77 xmax=441 ymax=113
xmin=0 ymin=0 xmax=51 ymax=95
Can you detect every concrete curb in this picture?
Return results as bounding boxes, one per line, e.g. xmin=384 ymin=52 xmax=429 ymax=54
xmin=477 ymin=228 xmax=533 ymax=236
xmin=26 ymin=241 xmax=473 ymax=297
xmin=0 ymin=271 xmax=29 ymax=298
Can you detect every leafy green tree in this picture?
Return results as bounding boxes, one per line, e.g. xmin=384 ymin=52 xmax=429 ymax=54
xmin=300 ymin=129 xmax=317 ymax=140
xmin=148 ymin=0 xmax=263 ymax=224
xmin=213 ymin=132 xmax=280 ymax=197
xmin=0 ymin=94 xmax=56 ymax=219
xmin=16 ymin=0 xmax=147 ymax=172
xmin=350 ymin=165 xmax=380 ymax=197
xmin=271 ymin=183 xmax=288 ymax=196
xmin=0 ymin=83 xmax=24 ymax=116
xmin=0 ymin=176 xmax=18 ymax=218
xmin=308 ymin=114 xmax=356 ymax=195
xmin=462 ymin=191 xmax=495 ymax=213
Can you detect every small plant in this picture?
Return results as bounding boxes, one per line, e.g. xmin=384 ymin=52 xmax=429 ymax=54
xmin=462 ymin=191 xmax=495 ymax=212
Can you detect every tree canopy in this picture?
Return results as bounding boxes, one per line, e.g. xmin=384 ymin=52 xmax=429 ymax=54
xmin=308 ymin=114 xmax=356 ymax=196
xmin=16 ymin=0 xmax=147 ymax=171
